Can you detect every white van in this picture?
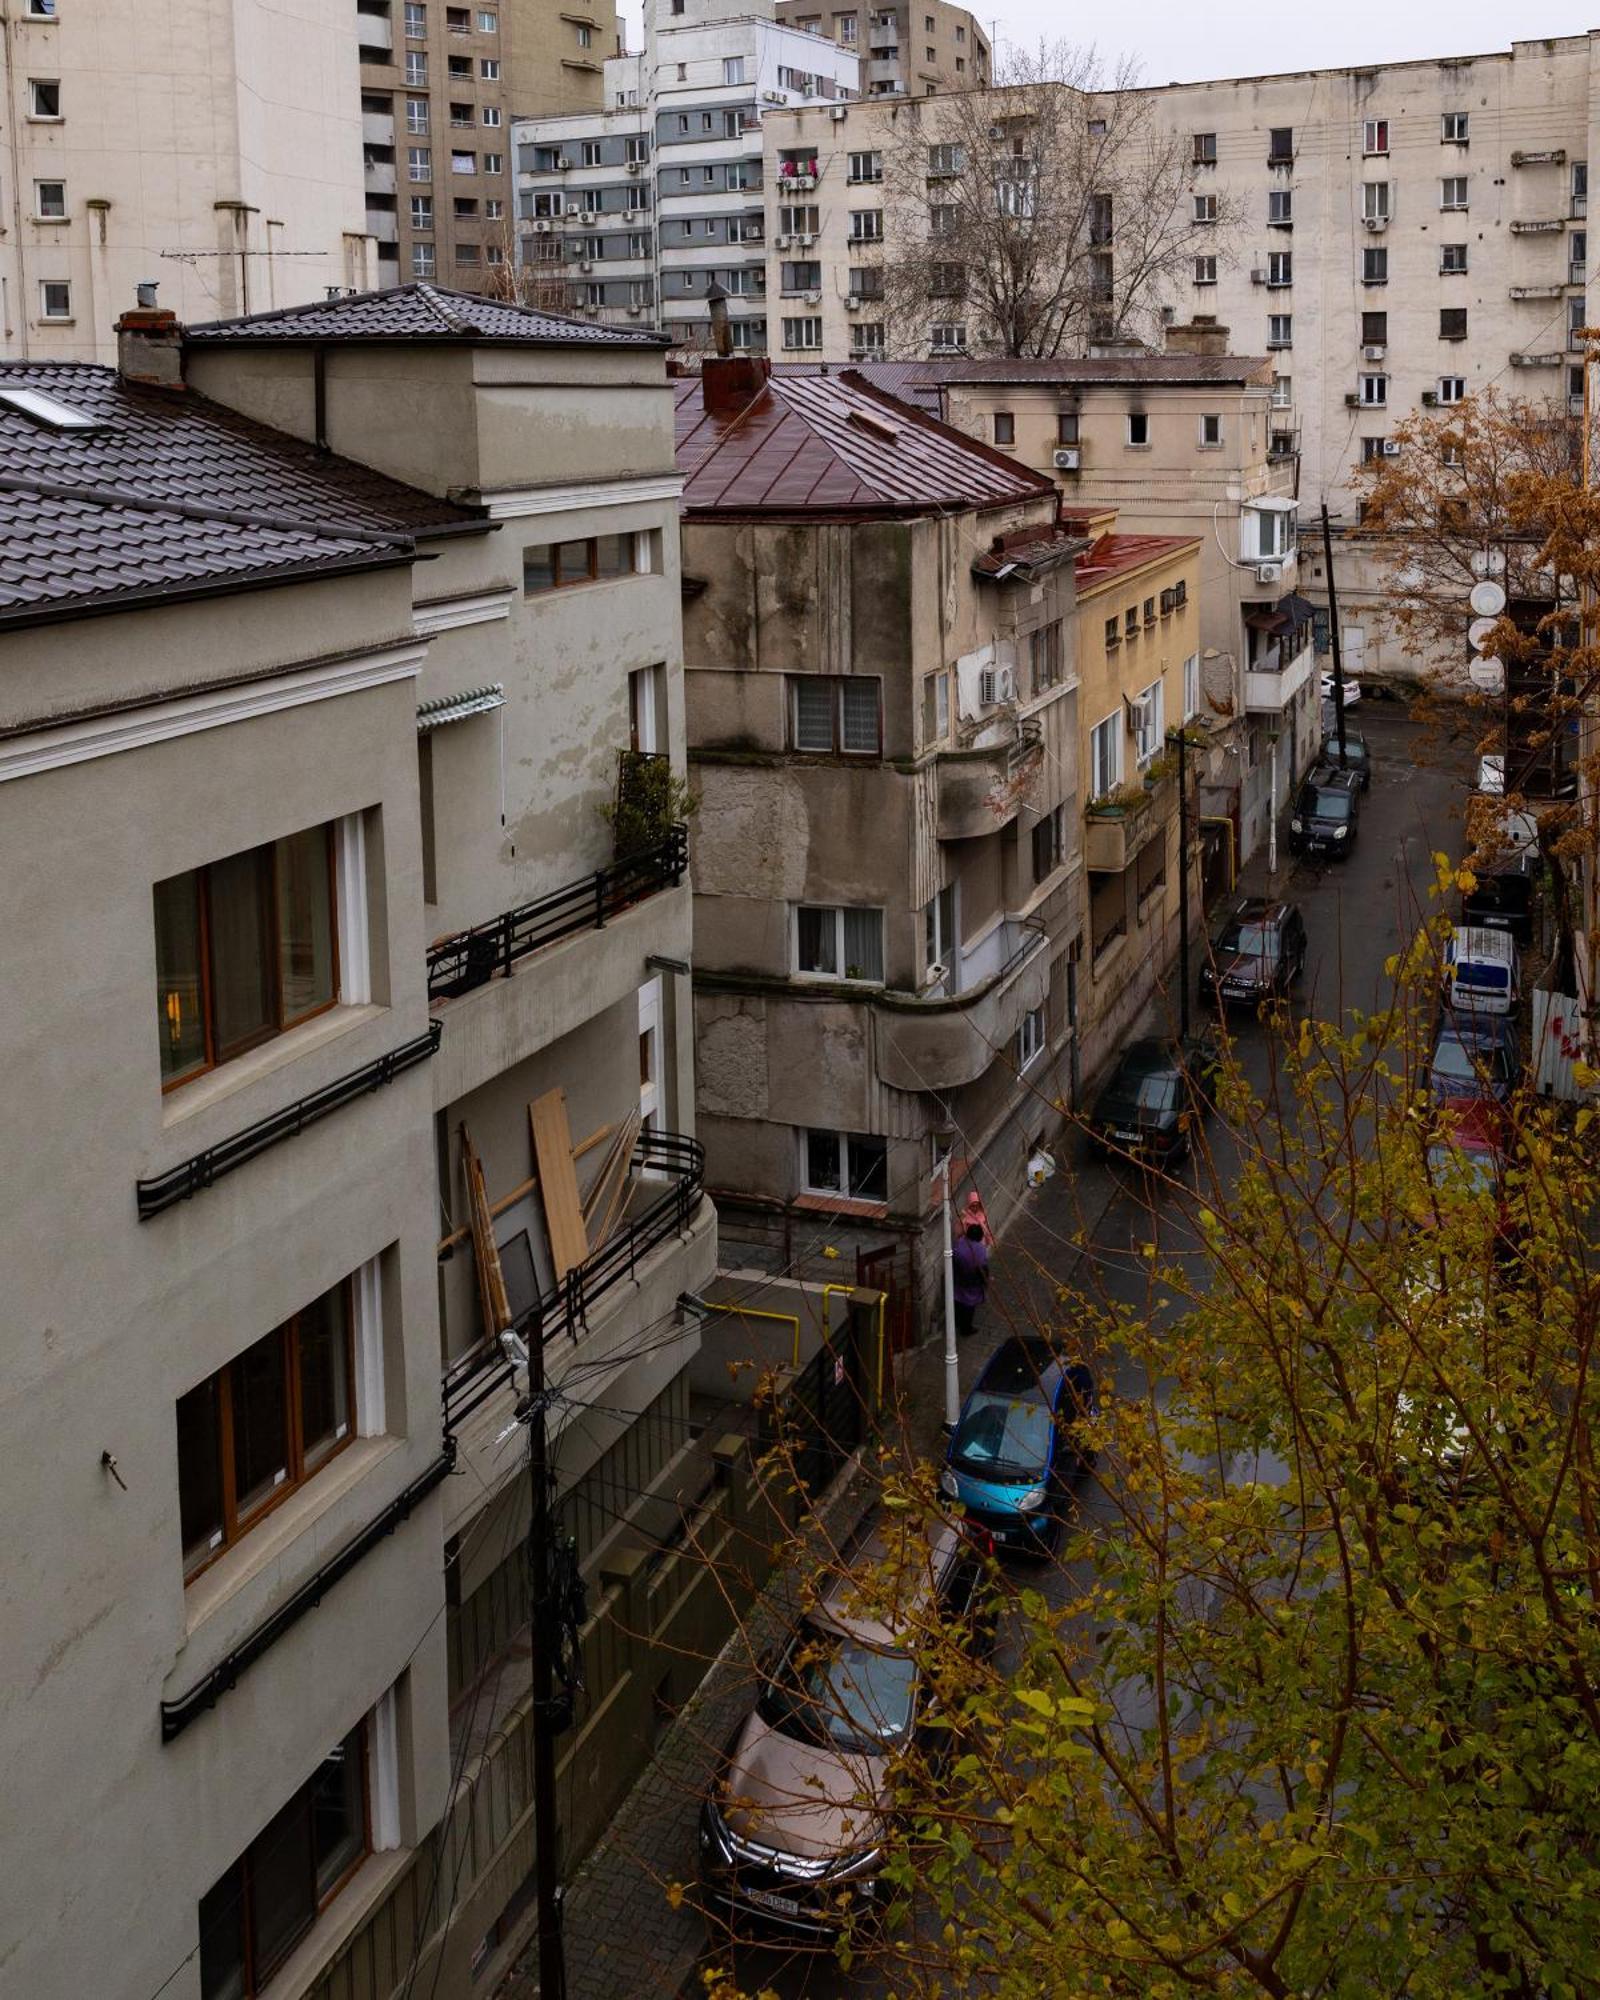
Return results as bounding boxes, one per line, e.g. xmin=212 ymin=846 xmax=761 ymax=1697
xmin=1442 ymin=925 xmax=1520 ymax=1020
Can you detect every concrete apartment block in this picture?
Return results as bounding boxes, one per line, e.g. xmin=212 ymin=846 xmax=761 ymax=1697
xmin=775 ymin=0 xmax=989 ymax=99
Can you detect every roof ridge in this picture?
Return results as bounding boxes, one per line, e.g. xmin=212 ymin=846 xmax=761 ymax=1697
xmin=0 ymin=471 xmax=411 ymax=550
xmin=415 ymin=282 xmax=474 ymax=334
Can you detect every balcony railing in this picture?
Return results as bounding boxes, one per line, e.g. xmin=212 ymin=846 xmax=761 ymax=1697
xmin=427 ymin=825 xmax=688 ymax=1002
xmin=441 ymin=1128 xmax=705 ymax=1429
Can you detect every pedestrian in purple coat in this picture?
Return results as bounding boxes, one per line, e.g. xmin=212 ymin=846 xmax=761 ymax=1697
xmin=951 ymin=1222 xmax=989 ymax=1340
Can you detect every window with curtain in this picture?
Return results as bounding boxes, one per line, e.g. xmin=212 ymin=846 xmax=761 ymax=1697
xmin=795 ymin=905 xmax=884 ymax=982
xmin=787 ymin=676 xmax=882 ymax=754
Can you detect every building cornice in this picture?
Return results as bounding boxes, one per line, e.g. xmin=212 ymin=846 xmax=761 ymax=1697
xmin=478 ymin=474 xmax=684 ymax=521
xmin=413 ymin=587 xmax=516 ymax=636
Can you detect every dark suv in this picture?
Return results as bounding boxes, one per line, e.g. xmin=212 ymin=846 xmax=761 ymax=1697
xmin=1198 ymin=898 xmax=1307 ymax=1008
xmin=1290 ymin=765 xmax=1361 ymax=858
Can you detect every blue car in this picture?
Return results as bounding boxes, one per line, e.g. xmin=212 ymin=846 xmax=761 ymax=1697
xmin=1430 ymin=1015 xmax=1520 ymax=1107
xmin=940 ymin=1336 xmax=1097 ymax=1554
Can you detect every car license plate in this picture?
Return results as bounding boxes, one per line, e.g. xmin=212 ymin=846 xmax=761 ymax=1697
xmin=743 ymin=1888 xmax=802 ymax=1918
xmin=1112 ymin=1127 xmax=1141 ymax=1142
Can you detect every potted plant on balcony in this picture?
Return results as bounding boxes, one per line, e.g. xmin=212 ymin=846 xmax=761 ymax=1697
xmin=603 ymin=748 xmax=699 ymax=863
xmin=1086 ymin=779 xmax=1151 ymax=819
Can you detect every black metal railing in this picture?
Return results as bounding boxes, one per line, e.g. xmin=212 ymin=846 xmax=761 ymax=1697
xmin=441 ymin=1127 xmax=705 ymax=1431
xmin=427 ymin=825 xmax=688 ymax=1002
xmin=136 ymin=1020 xmax=442 ymax=1220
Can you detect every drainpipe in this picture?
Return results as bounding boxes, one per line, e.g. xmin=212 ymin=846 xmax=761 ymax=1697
xmin=2 ymin=11 xmax=29 ymax=357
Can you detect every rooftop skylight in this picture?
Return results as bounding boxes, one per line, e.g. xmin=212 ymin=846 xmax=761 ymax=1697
xmin=0 ymin=386 xmax=105 ymax=431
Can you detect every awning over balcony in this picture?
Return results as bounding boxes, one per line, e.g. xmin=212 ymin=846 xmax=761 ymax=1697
xmin=417 ymin=683 xmax=505 ymax=731
xmin=1244 ymin=592 xmax=1315 ymax=637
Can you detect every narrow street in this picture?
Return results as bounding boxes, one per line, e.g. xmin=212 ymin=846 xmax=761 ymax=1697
xmin=697 ymin=705 xmax=1473 ymax=1999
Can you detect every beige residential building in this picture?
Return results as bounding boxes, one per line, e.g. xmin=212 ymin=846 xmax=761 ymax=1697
xmin=357 ymin=0 xmax=622 ymax=294
xmin=681 ymin=350 xmax=1082 ymax=1314
xmin=0 ymin=284 xmax=716 ymax=1997
xmin=774 ymin=0 xmax=988 ymax=99
xmin=0 ymin=0 xmax=375 ymax=361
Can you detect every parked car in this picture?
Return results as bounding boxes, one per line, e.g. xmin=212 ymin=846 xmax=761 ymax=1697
xmin=698 ymin=1515 xmax=987 ymax=1940
xmin=1318 ymin=728 xmax=1371 ymax=790
xmin=1429 ymin=1015 xmax=1520 ymax=1107
xmin=1087 ymin=1033 xmax=1222 ymax=1164
xmin=1320 ymin=670 xmax=1362 ymax=705
xmin=940 ymin=1335 xmax=1097 ymax=1555
xmin=1462 ymin=861 xmax=1535 ymax=947
xmin=1289 ymin=765 xmax=1362 ymax=858
xmin=1441 ymin=925 xmax=1519 ymax=1021
xmin=1198 ymin=897 xmax=1307 ymax=1008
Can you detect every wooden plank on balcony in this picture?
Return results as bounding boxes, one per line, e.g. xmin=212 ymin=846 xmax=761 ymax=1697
xmin=462 ymin=1125 xmax=511 ymax=1336
xmin=530 ymin=1088 xmax=589 ymax=1281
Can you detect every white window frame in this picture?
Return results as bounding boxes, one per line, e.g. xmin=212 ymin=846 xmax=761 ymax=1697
xmin=1271 ymin=373 xmax=1292 ymax=408
xmin=1442 ymin=111 xmax=1469 ymax=143
xmin=1359 ymin=372 xmax=1388 ymax=407
xmin=1183 ymin=652 xmax=1200 ymax=722
xmin=1440 ymin=176 xmax=1469 ymax=212
xmin=1193 ymin=193 xmax=1217 ymax=223
xmin=1194 ymin=254 xmax=1217 ymax=285
xmin=1268 ymin=313 xmax=1292 ymax=348
xmin=34 ymin=178 xmax=66 ymax=220
xmin=930 ymin=321 xmax=966 ymax=351
xmin=1132 ymin=678 xmax=1165 ymax=766
xmin=38 ymin=278 xmax=71 ymax=320
xmin=1248 ymin=502 xmax=1296 ymax=560
xmin=792 ymin=904 xmax=886 ymax=984
xmin=1268 ymin=188 xmax=1292 ymax=225
xmin=1362 ymin=118 xmax=1388 ymax=156
xmin=1090 ymin=711 xmax=1122 ymax=799
xmin=1267 ymin=250 xmax=1292 ymax=287
xmin=28 ymin=77 xmax=61 ymax=118
xmin=1017 ymin=1004 xmax=1046 ymax=1071
xmin=723 ymin=55 xmax=745 ymax=84
xmin=800 ymin=1128 xmax=889 ymax=1202
xmin=1438 ymin=375 xmax=1466 ymax=404
xmin=782 ymin=316 xmax=823 ymax=351
xmin=849 ymin=208 xmax=883 ymax=241
xmin=481 ymin=105 xmax=502 ymax=127
xmin=1440 ymin=242 xmax=1468 ymax=273
xmin=480 ymin=56 xmax=500 ymax=79
xmin=1361 ymin=181 xmax=1389 ymax=222
xmin=1198 ymin=412 xmax=1222 ymax=447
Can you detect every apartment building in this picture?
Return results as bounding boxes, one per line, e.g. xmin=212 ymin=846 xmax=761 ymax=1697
xmin=0 ymin=0 xmax=374 ymax=363
xmin=357 ymin=0 xmax=622 ymax=294
xmin=774 ymin=0 xmax=989 ymax=99
xmin=0 ymin=283 xmax=716 ymax=1997
xmin=681 ymin=349 xmax=1082 ymax=1313
xmin=514 ymin=0 xmax=859 ymax=342
xmin=846 ymin=326 xmax=1316 ymax=867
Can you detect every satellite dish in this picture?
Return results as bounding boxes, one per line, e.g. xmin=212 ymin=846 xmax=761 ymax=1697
xmin=1468 ymin=616 xmax=1498 ymax=650
xmin=1470 ymin=549 xmax=1507 ymax=578
xmin=1470 ymin=578 xmax=1507 ymax=617
xmin=1470 ymin=656 xmax=1505 ymax=693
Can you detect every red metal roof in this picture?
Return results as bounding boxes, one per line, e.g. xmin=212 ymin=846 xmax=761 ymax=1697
xmin=1074 ymin=531 xmax=1199 ymax=594
xmin=674 ymin=368 xmax=1053 ymax=517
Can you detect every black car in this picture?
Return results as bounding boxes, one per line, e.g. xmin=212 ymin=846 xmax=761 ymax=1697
xmin=1087 ymin=1033 xmax=1222 ymax=1163
xmin=1198 ymin=897 xmax=1307 ymax=1009
xmin=1289 ymin=765 xmax=1361 ymax=858
xmin=1461 ymin=862 xmax=1535 ymax=947
xmin=1319 ymin=729 xmax=1371 ymax=791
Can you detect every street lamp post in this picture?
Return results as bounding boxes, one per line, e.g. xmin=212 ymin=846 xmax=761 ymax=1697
xmin=1167 ymin=722 xmax=1192 ymax=1039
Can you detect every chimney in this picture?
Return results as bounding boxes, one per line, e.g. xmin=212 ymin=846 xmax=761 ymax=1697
xmin=699 ymin=282 xmax=770 ymax=414
xmin=115 ymin=283 xmax=185 ymax=390
xmin=1164 ymin=316 xmax=1231 ymax=358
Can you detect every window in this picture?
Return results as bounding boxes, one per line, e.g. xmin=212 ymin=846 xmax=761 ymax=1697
xmin=723 ymin=55 xmax=745 ymax=84
xmin=455 ymin=242 xmax=480 ymax=265
xmin=1361 ymin=435 xmax=1388 ymax=464
xmin=523 ymin=533 xmax=642 ymax=592
xmin=1183 ymin=651 xmax=1200 ymax=721
xmin=406 ymin=97 xmax=430 ymax=133
xmin=1271 ymin=374 xmax=1291 ymax=408
xmin=1199 ymin=412 xmax=1222 ymax=447
xmin=837 ymin=10 xmax=857 ymax=37
xmin=1268 ymin=313 xmax=1292 ymax=348
xmin=1361 ymin=310 xmax=1387 ymax=345
xmin=411 ymin=242 xmax=436 ymax=277
xmin=922 ymin=670 xmax=950 ymax=745
xmin=479 ymin=6 xmax=498 ymax=23
xmin=1268 ymin=126 xmax=1293 ymax=165
xmin=795 ymin=906 xmax=884 ymax=983
xmin=1442 ymin=111 xmax=1469 ymax=143
xmin=28 ymin=77 xmax=61 ymax=117
xmin=789 ymin=675 xmax=882 ymax=754
xmin=1193 ymin=131 xmax=1217 ymax=164
xmin=34 ymin=179 xmax=65 ymax=219
xmin=1441 ymin=176 xmax=1468 ymax=211
xmin=404 ymin=50 xmax=427 ymax=85
xmin=481 ymin=105 xmax=502 ymax=126
xmin=405 ymin=1 xmax=427 ymax=31
xmin=1090 ymin=713 xmax=1122 ymax=798
xmin=1031 ymin=804 xmax=1065 ymax=883
xmin=1017 ymin=1005 xmax=1046 ymax=1071
xmin=177 ymin=1276 xmax=356 ymax=1578
xmin=483 ymin=151 xmax=501 ymax=173
xmin=485 ymin=197 xmax=503 ymax=220
xmin=1438 ymin=376 xmax=1466 ymax=404
xmin=1250 ymin=505 xmax=1295 ymax=559
xmin=849 ymin=209 xmax=883 ymax=241
xmin=1361 ymin=181 xmax=1389 ymax=222
xmin=198 ymin=1721 xmax=369 ymax=1998
xmin=1194 ymin=255 xmax=1217 ymax=285
xmin=408 ymin=146 xmax=431 ymax=181
xmin=993 ymin=411 xmax=1014 ymax=446
xmin=1267 ymin=251 xmax=1291 ymax=287
xmin=1362 ymin=118 xmax=1388 ymax=155
xmin=929 ymin=321 xmax=966 ymax=351
xmin=1126 ymin=412 xmax=1149 ymax=446
xmin=1028 ymin=619 xmax=1064 ymax=693
xmin=924 ymin=881 xmax=956 ymax=976
xmin=1440 ymin=307 xmax=1467 ymax=340
xmin=1104 ymin=615 xmax=1120 ymax=651
xmin=410 ymin=195 xmax=433 ymax=228
xmin=451 ymin=150 xmax=475 ymax=173
xmin=1359 ymin=373 xmax=1387 ymax=406
xmin=929 ymin=202 xmax=957 ymax=235
xmin=928 ymin=142 xmax=964 ymax=176
xmin=1132 ymin=678 xmax=1164 ymax=765
xmin=848 ymin=150 xmax=882 ymax=183
xmin=449 ymin=100 xmax=475 ymax=127
xmin=35 ymin=275 xmax=68 ymax=319
xmin=802 ymin=1129 xmax=888 ymax=1202
xmin=1193 ymin=193 xmax=1217 ymax=223
xmin=480 ymin=54 xmax=501 ymax=77
xmin=625 ymin=135 xmax=648 ymax=164
xmin=1057 ymin=412 xmax=1079 ymax=446
xmin=779 ymin=203 xmax=820 ymax=234
xmin=1268 ymin=188 xmax=1292 ymax=226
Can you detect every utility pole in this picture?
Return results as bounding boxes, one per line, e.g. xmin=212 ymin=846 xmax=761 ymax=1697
xmin=1267 ymin=732 xmax=1279 ymax=877
xmin=937 ymin=1146 xmax=959 ymax=1436
xmin=1320 ymin=501 xmax=1349 ymax=771
xmin=522 ymin=1313 xmax=567 ymax=2000
xmin=1169 ymin=723 xmax=1192 ymax=1039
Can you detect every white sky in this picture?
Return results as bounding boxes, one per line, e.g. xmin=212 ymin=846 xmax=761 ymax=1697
xmin=619 ymin=3 xmax=1598 ymax=84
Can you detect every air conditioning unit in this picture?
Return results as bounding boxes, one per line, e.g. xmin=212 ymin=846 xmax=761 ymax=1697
xmin=1363 ymin=343 xmax=1386 ymax=361
xmin=775 ymin=232 xmax=793 ymax=249
xmin=1052 ymin=447 xmax=1081 ymax=471
xmin=534 ymin=219 xmax=552 ymax=233
xmin=579 ymin=258 xmax=594 ymax=271
xmin=626 ymin=304 xmax=643 ymax=316
xmin=830 ymin=105 xmax=848 ymax=121
xmin=996 ymin=664 xmax=1016 ymax=700
xmin=987 ymin=124 xmax=1005 ymax=140
xmin=1421 ymin=388 xmax=1439 ymax=405
xmin=763 ymin=89 xmax=786 ymax=104
xmin=556 ymin=156 xmax=573 ymax=169
xmin=565 ymin=203 xmax=580 ymax=215
xmin=979 ymin=667 xmax=998 ymax=704
xmin=1363 ymin=215 xmax=1386 ymax=230
xmin=626 ymin=160 xmax=642 ymax=175
xmin=1249 ymin=268 xmax=1268 ymax=285
xmin=926 ymin=960 xmax=948 ymax=984
xmin=1255 ymin=562 xmax=1282 ymax=584
xmin=581 ymin=210 xmax=598 ymax=224
xmin=804 ymin=288 xmax=823 ymax=304
xmin=1344 ymin=391 xmax=1360 ymax=406
xmin=798 ymin=231 xmax=817 ymax=247
xmin=845 ymin=294 xmax=862 ymax=310
xmin=1382 ymin=439 xmax=1402 ymax=456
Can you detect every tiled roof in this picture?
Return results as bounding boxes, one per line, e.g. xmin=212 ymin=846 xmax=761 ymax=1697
xmin=674 ymin=368 xmax=1052 ymax=516
xmin=186 ymin=282 xmax=671 ymax=348
xmin=971 ymin=523 xmax=1087 ymax=578
xmin=0 ymin=363 xmax=481 ymax=628
xmin=1074 ymin=531 xmax=1200 ymax=593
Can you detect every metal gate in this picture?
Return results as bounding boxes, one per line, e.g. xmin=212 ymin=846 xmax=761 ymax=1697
xmin=784 ymin=1334 xmax=864 ymax=1497
xmin=857 ymin=1241 xmax=914 ymax=1354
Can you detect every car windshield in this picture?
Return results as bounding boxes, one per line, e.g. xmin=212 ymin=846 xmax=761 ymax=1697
xmin=1433 ymin=1037 xmax=1501 ymax=1081
xmin=1426 ymin=1143 xmax=1500 ymax=1194
xmin=1307 ymin=787 xmax=1352 ymax=820
xmin=1454 ymin=962 xmax=1510 ymax=993
xmin=951 ymin=1390 xmax=1052 ymax=1480
xmin=764 ymin=1627 xmax=918 ymax=1753
xmin=1217 ymin=920 xmax=1274 ymax=955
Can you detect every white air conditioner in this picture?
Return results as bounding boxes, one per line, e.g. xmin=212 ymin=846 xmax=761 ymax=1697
xmin=987 ymin=124 xmax=1005 ymax=139
xmin=1382 ymin=438 xmax=1402 ymax=456
xmin=626 ymin=160 xmax=642 ymax=175
xmin=804 ymin=288 xmax=822 ymax=304
xmin=1363 ymin=215 xmax=1386 ymax=231
xmin=1249 ymin=268 xmax=1268 ymax=285
xmin=798 ymin=231 xmax=817 ymax=247
xmin=763 ymin=89 xmax=786 ymax=104
xmin=534 ymin=219 xmax=552 ymax=233
xmin=557 ymin=156 xmax=573 ymax=169
xmin=775 ymin=232 xmax=793 ymax=249
xmin=581 ymin=210 xmax=598 ymax=224
xmin=1363 ymin=343 xmax=1386 ymax=361
xmin=845 ymin=294 xmax=862 ymax=310
xmin=979 ymin=668 xmax=998 ymax=704
xmin=831 ymin=105 xmax=848 ymax=121
xmin=995 ymin=664 xmax=1016 ymax=701
xmin=626 ymin=304 xmax=643 ymax=315
xmin=926 ymin=960 xmax=948 ymax=984
xmin=1255 ymin=561 xmax=1282 ymax=584
xmin=1052 ymin=447 xmax=1081 ymax=471
xmin=565 ymin=203 xmax=580 ymax=215
xmin=579 ymin=258 xmax=595 ymax=271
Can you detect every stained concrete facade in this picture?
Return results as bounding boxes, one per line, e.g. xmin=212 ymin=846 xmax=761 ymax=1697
xmin=684 ymin=459 xmax=1082 ymax=1316
xmin=773 ymin=0 xmax=988 ymax=100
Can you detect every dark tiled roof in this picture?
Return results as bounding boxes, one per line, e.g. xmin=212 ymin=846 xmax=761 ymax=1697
xmin=0 ymin=363 xmax=480 ymax=628
xmin=186 ymin=282 xmax=672 ymax=349
xmin=674 ymin=367 xmax=1052 ymax=516
xmin=971 ymin=523 xmax=1087 ymax=578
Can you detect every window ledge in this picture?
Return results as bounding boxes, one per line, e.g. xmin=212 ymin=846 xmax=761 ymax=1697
xmin=792 ymin=1191 xmax=888 ymax=1221
xmin=1124 ymin=443 xmax=1152 ymax=452
xmin=258 ymin=1845 xmax=415 ymax=2000
xmin=182 ymin=1434 xmax=403 ymax=1641
xmin=161 ymin=1002 xmax=386 ymax=1130
xmin=32 ymin=214 xmax=69 ymax=226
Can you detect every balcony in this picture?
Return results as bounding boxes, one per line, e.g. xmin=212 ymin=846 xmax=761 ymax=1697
xmin=357 ymin=9 xmax=394 ymax=51
xmin=1510 ymin=219 xmax=1564 ymax=234
xmin=366 ymin=207 xmax=398 ymax=242
xmin=362 ymin=108 xmax=396 ymax=147
xmin=874 ymin=918 xmax=1050 ymax=1092
xmin=936 ymin=715 xmax=1044 ymax=840
xmin=1244 ymin=634 xmax=1316 ymax=714
xmin=365 ymin=158 xmax=397 ymax=195
xmin=1510 ymin=283 xmax=1564 ymax=300
xmin=1084 ymin=771 xmax=1174 ymax=874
